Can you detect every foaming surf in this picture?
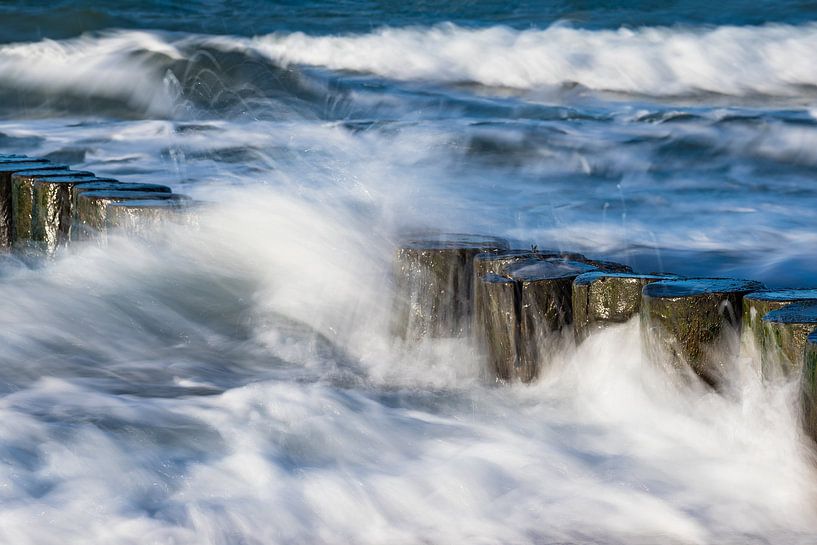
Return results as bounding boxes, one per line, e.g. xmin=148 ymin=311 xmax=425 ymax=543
xmin=1 ymin=12 xmax=817 ymax=545
xmin=0 ymin=188 xmax=816 ymax=544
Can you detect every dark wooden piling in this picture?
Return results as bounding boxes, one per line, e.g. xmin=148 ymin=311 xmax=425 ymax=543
xmin=641 ymin=278 xmax=765 ymax=386
xmin=393 ymin=234 xmax=509 ymax=339
xmin=479 ymin=273 xmax=520 ymax=382
xmin=503 ymin=258 xmax=598 ymax=381
xmin=573 ymin=272 xmax=677 ymax=342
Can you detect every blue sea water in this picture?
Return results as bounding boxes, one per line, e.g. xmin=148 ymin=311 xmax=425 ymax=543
xmin=1 ymin=2 xmax=817 ymax=544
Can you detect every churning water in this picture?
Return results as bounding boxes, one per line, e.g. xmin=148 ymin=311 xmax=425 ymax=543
xmin=1 ymin=2 xmax=817 ymax=543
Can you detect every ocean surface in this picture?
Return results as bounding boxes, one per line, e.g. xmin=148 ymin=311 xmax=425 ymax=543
xmin=1 ymin=2 xmax=817 ymax=543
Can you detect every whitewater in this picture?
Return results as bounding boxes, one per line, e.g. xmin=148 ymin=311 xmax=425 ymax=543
xmin=1 ymin=17 xmax=817 ymax=545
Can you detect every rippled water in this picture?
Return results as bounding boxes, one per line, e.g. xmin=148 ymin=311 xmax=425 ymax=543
xmin=1 ymin=2 xmax=817 ymax=544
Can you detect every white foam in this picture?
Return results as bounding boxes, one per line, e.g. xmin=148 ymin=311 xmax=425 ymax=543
xmin=241 ymin=23 xmax=817 ymax=96
xmin=4 ymin=22 xmax=817 ymax=114
xmin=0 ymin=31 xmax=183 ymax=115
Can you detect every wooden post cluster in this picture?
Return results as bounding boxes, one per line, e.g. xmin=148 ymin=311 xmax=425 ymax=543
xmin=391 ymin=234 xmax=817 ymax=447
xmin=0 ymin=153 xmax=189 ymax=255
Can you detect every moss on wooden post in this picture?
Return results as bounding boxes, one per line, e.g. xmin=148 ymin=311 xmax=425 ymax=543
xmin=760 ymin=302 xmax=817 ymax=376
xmin=573 ymin=272 xmax=677 ymax=342
xmin=641 ymin=278 xmax=765 ymax=386
xmin=11 ymin=171 xmax=105 ymax=253
xmin=0 ymin=161 xmax=58 ymax=248
xmin=741 ymin=290 xmax=817 ymax=372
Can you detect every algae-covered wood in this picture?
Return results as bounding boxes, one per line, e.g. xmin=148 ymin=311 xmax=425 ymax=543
xmin=641 ymin=278 xmax=765 ymax=386
xmin=11 ymin=173 xmax=105 ymax=253
xmin=0 ymin=161 xmax=56 ymax=248
xmin=742 ymin=289 xmax=817 ymax=371
xmin=761 ymin=301 xmax=817 ymax=375
xmin=573 ymin=271 xmax=676 ymax=341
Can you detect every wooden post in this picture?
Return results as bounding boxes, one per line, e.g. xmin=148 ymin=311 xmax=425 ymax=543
xmin=503 ymin=258 xmax=597 ymax=381
xmin=641 ymin=278 xmax=765 ymax=386
xmin=0 ymin=161 xmax=61 ymax=248
xmin=760 ymin=302 xmax=817 ymax=376
xmin=393 ymin=234 xmax=508 ymax=339
xmin=573 ymin=272 xmax=677 ymax=342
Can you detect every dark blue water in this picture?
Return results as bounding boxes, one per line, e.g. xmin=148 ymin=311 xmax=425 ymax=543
xmin=2 ymin=0 xmax=817 ymax=42
xmin=1 ymin=3 xmax=817 ymax=544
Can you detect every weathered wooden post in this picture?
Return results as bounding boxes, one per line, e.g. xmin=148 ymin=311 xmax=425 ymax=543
xmin=71 ymin=184 xmax=172 ymax=240
xmin=759 ymin=302 xmax=817 ymax=376
xmin=393 ymin=234 xmax=508 ymax=339
xmin=11 ymin=171 xmax=113 ymax=253
xmin=479 ymin=273 xmax=520 ymax=382
xmin=741 ymin=290 xmax=817 ymax=376
xmin=801 ymin=330 xmax=817 ymax=444
xmin=94 ymin=198 xmax=192 ymax=239
xmin=502 ymin=258 xmax=597 ymax=381
xmin=0 ymin=161 xmax=60 ymax=248
xmin=573 ymin=272 xmax=677 ymax=341
xmin=641 ymin=278 xmax=765 ymax=386
xmin=473 ymin=250 xmax=547 ymax=343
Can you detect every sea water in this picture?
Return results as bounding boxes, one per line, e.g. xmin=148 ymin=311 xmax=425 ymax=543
xmin=1 ymin=2 xmax=817 ymax=543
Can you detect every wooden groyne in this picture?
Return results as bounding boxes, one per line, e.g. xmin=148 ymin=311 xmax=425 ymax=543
xmin=0 ymin=154 xmax=192 ymax=253
xmin=394 ymin=234 xmax=817 ymax=441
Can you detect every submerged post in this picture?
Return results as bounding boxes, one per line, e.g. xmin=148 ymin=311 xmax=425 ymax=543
xmin=393 ymin=234 xmax=508 ymax=339
xmin=641 ymin=278 xmax=765 ymax=386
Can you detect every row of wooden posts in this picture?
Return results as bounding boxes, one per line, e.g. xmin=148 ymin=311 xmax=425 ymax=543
xmin=0 ymin=154 xmax=191 ymax=254
xmin=393 ymin=234 xmax=817 ymax=437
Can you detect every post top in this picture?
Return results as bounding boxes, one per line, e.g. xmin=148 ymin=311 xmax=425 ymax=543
xmin=574 ymin=271 xmax=676 ymax=286
xmin=762 ymin=301 xmax=817 ymax=324
xmin=504 ymin=258 xmax=597 ymax=282
xmin=74 ymin=182 xmax=169 ymax=193
xmin=643 ymin=278 xmax=766 ymax=298
xmin=745 ymin=289 xmax=817 ymax=303
xmin=0 ymin=161 xmax=53 ymax=172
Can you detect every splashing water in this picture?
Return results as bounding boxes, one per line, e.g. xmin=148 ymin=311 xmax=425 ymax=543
xmin=1 ymin=5 xmax=817 ymax=544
